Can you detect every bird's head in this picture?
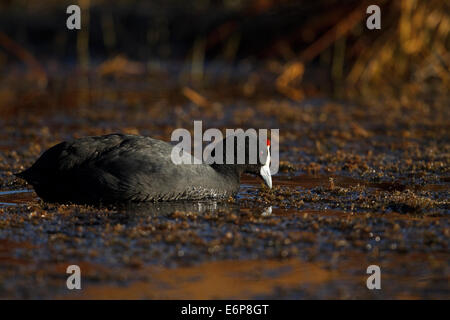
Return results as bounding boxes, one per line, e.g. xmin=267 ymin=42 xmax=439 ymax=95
xmin=208 ymin=132 xmax=272 ymax=189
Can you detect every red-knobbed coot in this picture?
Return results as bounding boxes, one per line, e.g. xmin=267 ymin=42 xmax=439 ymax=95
xmin=16 ymin=133 xmax=272 ymax=204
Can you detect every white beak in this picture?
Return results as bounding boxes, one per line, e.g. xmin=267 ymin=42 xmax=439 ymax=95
xmin=260 ymin=146 xmax=272 ymax=188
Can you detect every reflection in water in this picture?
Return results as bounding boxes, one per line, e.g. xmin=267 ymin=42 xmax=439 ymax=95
xmin=118 ymin=200 xmax=275 ymax=219
xmin=261 ymin=206 xmax=272 ymax=216
xmin=116 ymin=200 xmax=234 ymax=217
xmin=0 ymin=202 xmax=18 ymax=206
xmin=0 ymin=189 xmax=34 ymax=207
xmin=0 ymin=186 xmax=273 ymax=219
xmin=0 ymin=189 xmax=32 ymax=196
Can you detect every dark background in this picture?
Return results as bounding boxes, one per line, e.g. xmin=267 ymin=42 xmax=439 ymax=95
xmin=0 ymin=0 xmax=448 ymax=101
xmin=0 ymin=0 xmax=448 ymax=300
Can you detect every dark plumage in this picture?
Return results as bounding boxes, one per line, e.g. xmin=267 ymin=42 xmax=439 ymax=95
xmin=16 ymin=133 xmax=272 ymax=204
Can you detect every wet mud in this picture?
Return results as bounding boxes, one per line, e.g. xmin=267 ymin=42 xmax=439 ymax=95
xmin=0 ymin=67 xmax=448 ymax=299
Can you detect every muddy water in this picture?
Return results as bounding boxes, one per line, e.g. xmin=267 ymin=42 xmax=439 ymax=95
xmin=0 ymin=67 xmax=448 ymax=299
xmin=0 ymin=190 xmax=33 ymax=206
xmin=70 ymin=252 xmax=448 ymax=300
xmin=0 ymin=174 xmax=448 ymax=299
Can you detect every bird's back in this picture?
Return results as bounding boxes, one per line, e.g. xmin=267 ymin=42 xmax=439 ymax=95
xmin=18 ymin=134 xmax=239 ymax=203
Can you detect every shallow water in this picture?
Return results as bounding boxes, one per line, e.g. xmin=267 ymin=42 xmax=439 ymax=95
xmin=0 ymin=189 xmax=33 ymax=206
xmin=0 ymin=67 xmax=448 ymax=299
xmin=0 ymin=174 xmax=448 ymax=299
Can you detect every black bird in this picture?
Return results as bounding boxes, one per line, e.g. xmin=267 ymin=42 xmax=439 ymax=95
xmin=16 ymin=133 xmax=272 ymax=204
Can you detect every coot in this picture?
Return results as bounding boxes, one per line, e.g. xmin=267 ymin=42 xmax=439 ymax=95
xmin=16 ymin=133 xmax=272 ymax=204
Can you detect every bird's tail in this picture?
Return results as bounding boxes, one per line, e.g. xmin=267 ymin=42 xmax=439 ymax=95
xmin=15 ymin=169 xmax=34 ymax=184
xmin=15 ymin=171 xmax=26 ymax=179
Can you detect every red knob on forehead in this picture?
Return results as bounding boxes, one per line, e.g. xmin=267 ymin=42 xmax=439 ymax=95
xmin=267 ymin=139 xmax=271 ymax=147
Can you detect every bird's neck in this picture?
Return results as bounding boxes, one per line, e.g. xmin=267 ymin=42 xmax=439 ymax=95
xmin=210 ymin=164 xmax=244 ymax=184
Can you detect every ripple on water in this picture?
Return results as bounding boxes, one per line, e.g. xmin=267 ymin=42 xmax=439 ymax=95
xmin=0 ymin=189 xmax=34 ymax=206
